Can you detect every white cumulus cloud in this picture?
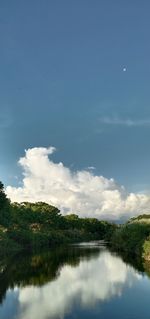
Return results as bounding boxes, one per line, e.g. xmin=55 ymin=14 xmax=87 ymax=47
xmin=6 ymin=146 xmax=150 ymax=220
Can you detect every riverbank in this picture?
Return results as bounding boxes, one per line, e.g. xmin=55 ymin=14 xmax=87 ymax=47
xmin=110 ymin=215 xmax=150 ymax=262
xmin=1 ymin=181 xmax=150 ymax=261
xmin=0 ymin=201 xmax=115 ymax=257
xmin=1 ymin=204 xmax=150 ymax=262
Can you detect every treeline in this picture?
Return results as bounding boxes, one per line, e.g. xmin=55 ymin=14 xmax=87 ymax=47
xmin=1 ymin=179 xmax=150 ymax=261
xmin=111 ymin=216 xmax=150 ymax=261
xmin=0 ymin=181 xmax=115 ymax=256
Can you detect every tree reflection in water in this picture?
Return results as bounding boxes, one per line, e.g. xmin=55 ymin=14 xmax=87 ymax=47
xmin=0 ymin=243 xmax=147 ymax=319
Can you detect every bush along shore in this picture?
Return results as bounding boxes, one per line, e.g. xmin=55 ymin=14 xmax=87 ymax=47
xmin=0 ymin=181 xmax=115 ymax=256
xmin=1 ymin=180 xmax=150 ymax=262
xmin=110 ymin=215 xmax=150 ymax=262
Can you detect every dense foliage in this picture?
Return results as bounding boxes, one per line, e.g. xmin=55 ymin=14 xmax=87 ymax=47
xmin=0 ymin=181 xmax=115 ymax=256
xmin=1 ymin=179 xmax=150 ymax=262
xmin=111 ymin=217 xmax=150 ymax=260
xmin=0 ymin=182 xmax=10 ymax=226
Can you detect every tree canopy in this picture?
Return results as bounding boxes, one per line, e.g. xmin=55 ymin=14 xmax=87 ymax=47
xmin=0 ymin=182 xmax=10 ymax=226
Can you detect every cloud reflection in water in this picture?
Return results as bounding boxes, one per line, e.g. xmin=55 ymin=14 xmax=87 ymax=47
xmin=11 ymin=250 xmax=141 ymax=319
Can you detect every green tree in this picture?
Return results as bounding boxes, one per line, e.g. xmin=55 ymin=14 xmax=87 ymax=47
xmin=0 ymin=181 xmax=10 ymax=226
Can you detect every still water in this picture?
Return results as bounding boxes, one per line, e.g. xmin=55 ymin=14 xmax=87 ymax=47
xmin=0 ymin=242 xmax=150 ymax=319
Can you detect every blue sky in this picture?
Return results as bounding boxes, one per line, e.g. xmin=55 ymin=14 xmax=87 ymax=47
xmin=1 ymin=0 xmax=150 ymax=195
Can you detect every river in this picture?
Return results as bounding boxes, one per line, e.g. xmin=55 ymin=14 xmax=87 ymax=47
xmin=0 ymin=241 xmax=150 ymax=319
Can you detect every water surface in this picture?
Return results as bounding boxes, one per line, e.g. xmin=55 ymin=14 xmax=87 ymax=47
xmin=0 ymin=242 xmax=150 ymax=319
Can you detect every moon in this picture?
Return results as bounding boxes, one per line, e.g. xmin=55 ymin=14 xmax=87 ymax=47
xmin=123 ymin=67 xmax=126 ymax=72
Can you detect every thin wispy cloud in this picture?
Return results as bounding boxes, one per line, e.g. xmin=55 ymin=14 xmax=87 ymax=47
xmin=99 ymin=117 xmax=150 ymax=127
xmin=87 ymin=166 xmax=96 ymax=170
